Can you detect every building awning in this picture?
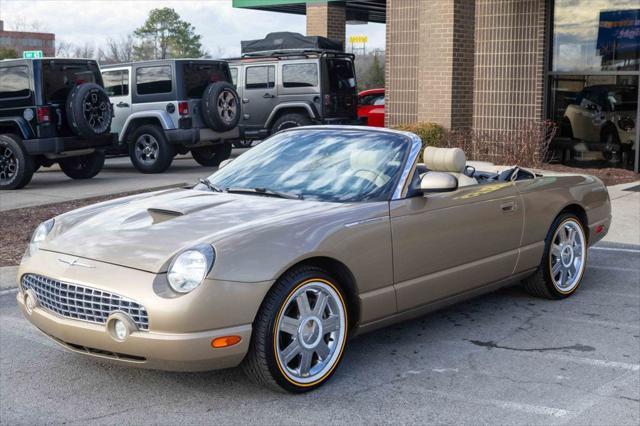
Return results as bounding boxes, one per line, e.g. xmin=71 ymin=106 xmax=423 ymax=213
xmin=232 ymin=0 xmax=386 ymax=24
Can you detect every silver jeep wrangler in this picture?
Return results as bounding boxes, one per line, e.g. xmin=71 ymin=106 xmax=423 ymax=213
xmin=102 ymin=59 xmax=240 ymax=173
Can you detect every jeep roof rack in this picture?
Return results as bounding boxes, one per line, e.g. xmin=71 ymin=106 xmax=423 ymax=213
xmin=226 ymin=49 xmax=355 ymax=62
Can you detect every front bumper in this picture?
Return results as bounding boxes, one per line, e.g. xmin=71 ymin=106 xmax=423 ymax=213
xmin=23 ymin=133 xmax=117 ymax=155
xmin=16 ymin=250 xmax=272 ymax=371
xmin=165 ymin=127 xmax=239 ymax=147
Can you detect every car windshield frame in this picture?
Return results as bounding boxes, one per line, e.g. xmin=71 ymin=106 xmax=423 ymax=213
xmin=201 ymin=127 xmax=419 ymax=203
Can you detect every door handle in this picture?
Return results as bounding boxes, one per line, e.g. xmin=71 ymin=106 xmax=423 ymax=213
xmin=242 ymin=98 xmax=250 ymax=104
xmin=501 ymin=201 xmax=517 ymax=212
xmin=116 ymin=102 xmax=129 ymax=108
xmin=263 ymin=93 xmax=275 ymax=98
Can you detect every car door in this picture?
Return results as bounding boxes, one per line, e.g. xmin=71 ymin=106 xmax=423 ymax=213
xmin=242 ymin=64 xmax=277 ymax=134
xmin=390 ymin=180 xmax=524 ymax=311
xmin=102 ymin=67 xmax=131 ymax=135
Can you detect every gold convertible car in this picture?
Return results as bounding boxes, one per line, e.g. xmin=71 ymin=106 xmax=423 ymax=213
xmin=17 ymin=126 xmax=611 ymax=392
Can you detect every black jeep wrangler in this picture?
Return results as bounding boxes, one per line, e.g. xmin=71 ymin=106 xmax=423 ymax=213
xmin=0 ymin=58 xmax=115 ymax=189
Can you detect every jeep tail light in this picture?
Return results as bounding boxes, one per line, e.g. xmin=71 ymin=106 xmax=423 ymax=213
xmin=178 ymin=101 xmax=189 ymax=116
xmin=36 ymin=106 xmax=52 ymax=124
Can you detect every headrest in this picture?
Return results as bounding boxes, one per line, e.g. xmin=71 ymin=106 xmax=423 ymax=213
xmin=350 ymin=150 xmax=385 ymax=171
xmin=424 ymin=146 xmax=466 ymax=173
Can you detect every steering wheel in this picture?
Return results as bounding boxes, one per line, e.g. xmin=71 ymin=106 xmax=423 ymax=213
xmin=464 ymin=165 xmax=476 ymax=178
xmin=352 ymin=168 xmax=388 ymax=187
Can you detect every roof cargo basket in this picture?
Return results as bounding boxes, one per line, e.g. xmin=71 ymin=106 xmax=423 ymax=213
xmin=241 ymin=32 xmax=344 ymax=56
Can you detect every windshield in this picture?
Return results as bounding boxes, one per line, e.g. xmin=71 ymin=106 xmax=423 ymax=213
xmin=203 ymin=129 xmax=409 ymax=203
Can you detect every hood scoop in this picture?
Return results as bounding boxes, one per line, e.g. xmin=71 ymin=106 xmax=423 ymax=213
xmin=147 ymin=208 xmax=184 ymax=224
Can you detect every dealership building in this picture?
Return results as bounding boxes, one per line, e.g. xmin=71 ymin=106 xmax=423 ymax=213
xmin=234 ymin=0 xmax=639 ymax=172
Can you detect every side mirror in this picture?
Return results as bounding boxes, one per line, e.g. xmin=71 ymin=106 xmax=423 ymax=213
xmin=420 ymin=172 xmax=458 ymax=194
xmin=219 ymin=159 xmax=233 ymax=169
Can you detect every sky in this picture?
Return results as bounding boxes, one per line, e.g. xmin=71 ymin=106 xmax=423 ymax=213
xmin=0 ymin=0 xmax=386 ymax=56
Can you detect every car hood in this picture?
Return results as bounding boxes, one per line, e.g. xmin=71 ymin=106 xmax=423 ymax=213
xmin=42 ymin=189 xmax=343 ymax=273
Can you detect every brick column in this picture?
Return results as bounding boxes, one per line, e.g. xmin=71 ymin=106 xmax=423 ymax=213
xmin=386 ymin=0 xmax=475 ymax=129
xmin=306 ymin=2 xmax=346 ymax=48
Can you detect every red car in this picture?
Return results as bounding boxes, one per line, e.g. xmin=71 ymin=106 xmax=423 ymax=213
xmin=357 ymin=88 xmax=385 ymax=127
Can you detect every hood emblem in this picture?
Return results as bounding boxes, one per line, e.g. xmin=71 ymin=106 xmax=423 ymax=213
xmin=58 ymin=258 xmax=95 ymax=268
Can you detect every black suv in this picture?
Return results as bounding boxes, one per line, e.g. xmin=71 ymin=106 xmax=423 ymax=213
xmin=101 ymin=60 xmax=240 ymax=173
xmin=0 ymin=58 xmax=115 ymax=189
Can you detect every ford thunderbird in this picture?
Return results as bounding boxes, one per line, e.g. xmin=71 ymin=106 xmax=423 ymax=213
xmin=17 ymin=126 xmax=611 ymax=392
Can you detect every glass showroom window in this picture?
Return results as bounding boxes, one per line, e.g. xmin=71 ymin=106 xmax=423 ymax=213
xmin=549 ymin=1 xmax=638 ymax=171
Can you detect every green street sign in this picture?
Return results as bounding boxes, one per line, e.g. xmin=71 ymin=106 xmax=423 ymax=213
xmin=22 ymin=50 xmax=43 ymax=59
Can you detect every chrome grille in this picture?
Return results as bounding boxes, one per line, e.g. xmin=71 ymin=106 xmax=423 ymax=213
xmin=22 ymin=274 xmax=149 ymax=331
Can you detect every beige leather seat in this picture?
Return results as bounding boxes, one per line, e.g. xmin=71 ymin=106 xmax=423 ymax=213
xmin=423 ymin=146 xmax=478 ymax=187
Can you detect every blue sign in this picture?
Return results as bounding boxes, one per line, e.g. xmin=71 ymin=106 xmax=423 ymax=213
xmin=596 ymin=9 xmax=640 ymax=62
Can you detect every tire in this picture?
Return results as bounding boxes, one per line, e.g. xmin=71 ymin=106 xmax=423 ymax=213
xmin=233 ymin=139 xmax=253 ymax=149
xmin=271 ymin=113 xmax=312 ymax=135
xmin=191 ymin=143 xmax=232 ymax=167
xmin=58 ymin=151 xmax=105 ymax=179
xmin=523 ymin=213 xmax=587 ymax=299
xmin=242 ymin=266 xmax=349 ymax=393
xmin=128 ymin=125 xmax=174 ymax=174
xmin=601 ymin=127 xmax=620 ymax=162
xmin=0 ymin=134 xmax=34 ymax=190
xmin=65 ymin=83 xmax=112 ymax=138
xmin=202 ymin=82 xmax=240 ymax=132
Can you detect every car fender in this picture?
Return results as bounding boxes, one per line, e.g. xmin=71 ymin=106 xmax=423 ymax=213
xmin=264 ymin=102 xmax=318 ymax=128
xmin=0 ymin=116 xmax=32 ymax=139
xmin=120 ymin=111 xmax=176 ymax=143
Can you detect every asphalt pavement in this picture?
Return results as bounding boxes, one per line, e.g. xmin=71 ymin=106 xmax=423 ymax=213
xmin=0 ymin=149 xmax=249 ymax=212
xmin=1 ymin=243 xmax=638 ymax=425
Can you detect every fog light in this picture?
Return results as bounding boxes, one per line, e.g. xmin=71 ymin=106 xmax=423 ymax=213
xmin=114 ymin=320 xmax=128 ymax=340
xmin=24 ymin=292 xmax=37 ymax=315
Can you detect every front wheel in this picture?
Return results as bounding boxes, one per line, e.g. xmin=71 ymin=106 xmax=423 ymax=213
xmin=191 ymin=143 xmax=232 ymax=167
xmin=58 ymin=151 xmax=105 ymax=179
xmin=271 ymin=113 xmax=312 ymax=135
xmin=523 ymin=213 xmax=587 ymax=299
xmin=243 ymin=266 xmax=349 ymax=393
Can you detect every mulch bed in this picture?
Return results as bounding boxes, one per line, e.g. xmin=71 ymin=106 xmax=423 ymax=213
xmin=543 ymin=164 xmax=639 ymax=186
xmin=0 ymin=187 xmax=177 ymax=267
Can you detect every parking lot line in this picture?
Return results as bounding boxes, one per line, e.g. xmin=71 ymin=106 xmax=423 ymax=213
xmin=591 ymin=246 xmax=640 ymax=254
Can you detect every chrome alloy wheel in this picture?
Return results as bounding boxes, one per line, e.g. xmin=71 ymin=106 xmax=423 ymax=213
xmin=275 ymin=280 xmax=347 ymax=385
xmin=0 ymin=145 xmax=18 ymax=182
xmin=549 ymin=219 xmax=586 ymax=293
xmin=134 ymin=134 xmax=159 ymax=165
xmin=217 ymin=90 xmax=237 ymax=124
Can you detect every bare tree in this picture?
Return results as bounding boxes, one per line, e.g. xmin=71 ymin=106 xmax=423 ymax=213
xmin=73 ymin=43 xmax=96 ymax=59
xmin=101 ymin=35 xmax=135 ymax=64
xmin=9 ymin=15 xmax=47 ymax=32
xmin=56 ymin=40 xmax=73 ymax=57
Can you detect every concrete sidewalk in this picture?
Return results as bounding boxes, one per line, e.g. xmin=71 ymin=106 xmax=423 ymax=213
xmin=602 ymin=181 xmax=640 ymax=246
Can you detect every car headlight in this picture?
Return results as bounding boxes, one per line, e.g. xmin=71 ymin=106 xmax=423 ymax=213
xmin=167 ymin=244 xmax=215 ymax=293
xmin=28 ymin=219 xmax=54 ymax=257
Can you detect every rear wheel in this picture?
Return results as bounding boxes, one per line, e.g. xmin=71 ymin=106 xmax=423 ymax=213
xmin=129 ymin=125 xmax=174 ymax=174
xmin=271 ymin=113 xmax=311 ymax=135
xmin=59 ymin=151 xmax=105 ymax=179
xmin=0 ymin=134 xmax=34 ymax=190
xmin=191 ymin=142 xmax=232 ymax=167
xmin=243 ymin=266 xmax=349 ymax=393
xmin=523 ymin=213 xmax=587 ymax=299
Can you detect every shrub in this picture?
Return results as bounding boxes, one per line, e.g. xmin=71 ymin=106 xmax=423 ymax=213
xmin=393 ymin=122 xmax=446 ymax=151
xmin=393 ymin=120 xmax=557 ymax=168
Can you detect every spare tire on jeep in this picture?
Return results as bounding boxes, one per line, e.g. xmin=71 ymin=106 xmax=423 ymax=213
xmin=202 ymin=81 xmax=240 ymax=132
xmin=66 ymin=83 xmax=113 ymax=138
